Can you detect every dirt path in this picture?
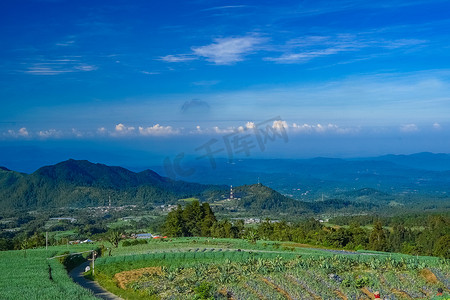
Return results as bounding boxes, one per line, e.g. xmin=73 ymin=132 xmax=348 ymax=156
xmin=69 ymin=261 xmax=123 ymax=300
xmin=261 ymin=277 xmax=294 ymax=300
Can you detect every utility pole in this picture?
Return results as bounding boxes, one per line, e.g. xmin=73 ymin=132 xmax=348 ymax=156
xmin=92 ymin=251 xmax=96 ymax=276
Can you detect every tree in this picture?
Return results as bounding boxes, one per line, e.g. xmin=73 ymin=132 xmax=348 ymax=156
xmin=347 ymin=222 xmax=369 ymax=250
xmin=234 ymin=219 xmax=245 ymax=238
xmin=369 ymin=221 xmax=388 ymax=251
xmin=389 ymin=224 xmax=409 ymax=252
xmin=183 ymin=200 xmax=203 ymax=236
xmin=433 ymin=234 xmax=450 ymax=259
xmin=246 ymin=229 xmax=258 ymax=244
xmin=107 ymin=230 xmax=122 ymax=248
xmin=28 ymin=231 xmax=45 ymax=248
xmin=164 ymin=205 xmax=184 ymax=237
xmin=258 ymin=219 xmax=274 ymax=240
xmin=163 ymin=201 xmax=218 ymax=238
xmin=200 ymin=203 xmax=216 ymax=237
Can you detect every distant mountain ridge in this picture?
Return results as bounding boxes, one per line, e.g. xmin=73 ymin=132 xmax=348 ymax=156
xmin=0 ymin=159 xmax=223 ymax=211
xmin=35 ymin=159 xmax=171 ymax=189
xmin=364 ymin=152 xmax=450 ymax=171
xmin=0 ymin=159 xmax=384 ymax=215
xmin=1 ymin=153 xmax=449 ymax=215
xmin=150 ymin=153 xmax=450 ymax=200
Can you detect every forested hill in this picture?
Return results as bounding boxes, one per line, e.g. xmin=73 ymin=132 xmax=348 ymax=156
xmin=0 ymin=159 xmax=224 ymax=210
xmin=234 ymin=184 xmax=312 ymax=213
xmin=0 ymin=159 xmax=375 ymax=215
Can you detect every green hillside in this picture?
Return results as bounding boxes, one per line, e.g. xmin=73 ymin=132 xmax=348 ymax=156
xmin=0 ymin=159 xmax=222 ymax=210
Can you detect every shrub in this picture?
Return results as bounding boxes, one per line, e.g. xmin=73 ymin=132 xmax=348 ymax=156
xmin=194 ymin=282 xmax=214 ymax=300
xmin=58 ymin=252 xmax=86 ymax=272
xmin=354 ymin=276 xmax=370 ymax=288
xmin=122 ymin=239 xmax=148 ymax=247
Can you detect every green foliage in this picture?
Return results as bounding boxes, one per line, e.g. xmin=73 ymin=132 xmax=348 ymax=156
xmin=246 ymin=229 xmax=258 ymax=244
xmin=227 ymin=215 xmax=450 ymax=258
xmin=0 ymin=246 xmax=98 ymax=300
xmin=354 ymin=275 xmax=370 ymax=288
xmin=0 ymin=159 xmax=221 ymax=210
xmin=163 ymin=200 xmax=239 ymax=238
xmin=94 ymin=239 xmax=449 ymax=300
xmin=235 ymin=184 xmax=312 ymax=214
xmin=194 ymin=282 xmax=215 ymax=300
xmin=433 ymin=234 xmax=450 ymax=258
xmin=122 ymin=239 xmax=148 ymax=247
xmin=369 ymin=221 xmax=388 ymax=251
xmin=106 ymin=230 xmax=122 ymax=248
xmin=58 ymin=252 xmax=86 ymax=272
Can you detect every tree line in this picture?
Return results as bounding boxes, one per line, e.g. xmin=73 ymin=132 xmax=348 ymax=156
xmin=163 ymin=200 xmax=245 ymax=238
xmin=163 ymin=201 xmax=449 ymax=258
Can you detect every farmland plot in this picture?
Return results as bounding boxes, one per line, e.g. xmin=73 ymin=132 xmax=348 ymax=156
xmin=95 ymin=248 xmax=449 ymax=299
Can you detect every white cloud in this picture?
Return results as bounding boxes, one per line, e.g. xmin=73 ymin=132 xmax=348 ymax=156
xmin=400 ymin=124 xmax=419 ymax=132
xmin=265 ymin=34 xmax=426 ymax=64
xmin=187 ymin=121 xmax=358 ymax=136
xmin=75 ymin=65 xmax=98 ymax=72
xmin=291 ymin=123 xmax=357 ymax=134
xmin=24 ymin=58 xmax=97 ymax=75
xmin=18 ymin=127 xmax=29 ymax=137
xmin=192 ymin=80 xmax=220 ymax=86
xmin=141 ymin=71 xmax=160 ymax=75
xmin=433 ymin=122 xmax=442 ymax=130
xmin=159 ymin=54 xmax=196 ymax=63
xmin=246 ymin=122 xmax=256 ymax=129
xmin=159 ymin=32 xmax=425 ymax=66
xmin=213 ymin=126 xmax=235 ymax=134
xmin=38 ymin=129 xmax=62 ymax=138
xmin=272 ymin=120 xmax=288 ymax=130
xmin=56 ymin=39 xmax=75 ymax=47
xmin=192 ymin=36 xmax=266 ymax=65
xmin=5 ymin=127 xmax=30 ymax=138
xmin=161 ymin=36 xmax=266 ymax=66
xmin=97 ymin=127 xmax=107 ymax=135
xmin=114 ymin=123 xmax=135 ymax=135
xmin=72 ymin=128 xmax=83 ymax=137
xmin=138 ymin=124 xmax=180 ymax=136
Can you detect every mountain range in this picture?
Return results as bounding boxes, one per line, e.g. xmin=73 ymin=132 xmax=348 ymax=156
xmin=0 ymin=159 xmax=223 ymax=211
xmin=155 ymin=152 xmax=450 ymax=201
xmin=1 ymin=153 xmax=449 ymax=215
xmin=0 ymin=159 xmax=382 ymax=216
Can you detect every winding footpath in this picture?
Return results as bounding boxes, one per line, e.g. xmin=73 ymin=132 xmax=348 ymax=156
xmin=69 ymin=261 xmax=123 ymax=300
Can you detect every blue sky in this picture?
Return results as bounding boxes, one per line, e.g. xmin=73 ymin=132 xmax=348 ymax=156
xmin=1 ymin=0 xmax=450 ymax=172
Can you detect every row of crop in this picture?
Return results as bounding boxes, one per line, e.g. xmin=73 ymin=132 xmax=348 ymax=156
xmin=99 ymin=252 xmax=449 ymax=300
xmin=95 ymin=249 xmax=298 ymax=275
xmin=110 ymin=237 xmax=278 ymax=256
xmin=98 ymin=247 xmax=447 ymax=271
xmin=0 ymin=247 xmax=98 ymax=300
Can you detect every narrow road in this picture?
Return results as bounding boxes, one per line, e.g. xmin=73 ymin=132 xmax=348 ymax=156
xmin=69 ymin=261 xmax=123 ymax=300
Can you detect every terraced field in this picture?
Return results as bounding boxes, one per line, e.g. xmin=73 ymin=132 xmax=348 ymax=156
xmin=0 ymin=238 xmax=448 ymax=299
xmin=93 ymin=238 xmax=450 ymax=299
xmin=0 ymin=245 xmax=98 ymax=300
